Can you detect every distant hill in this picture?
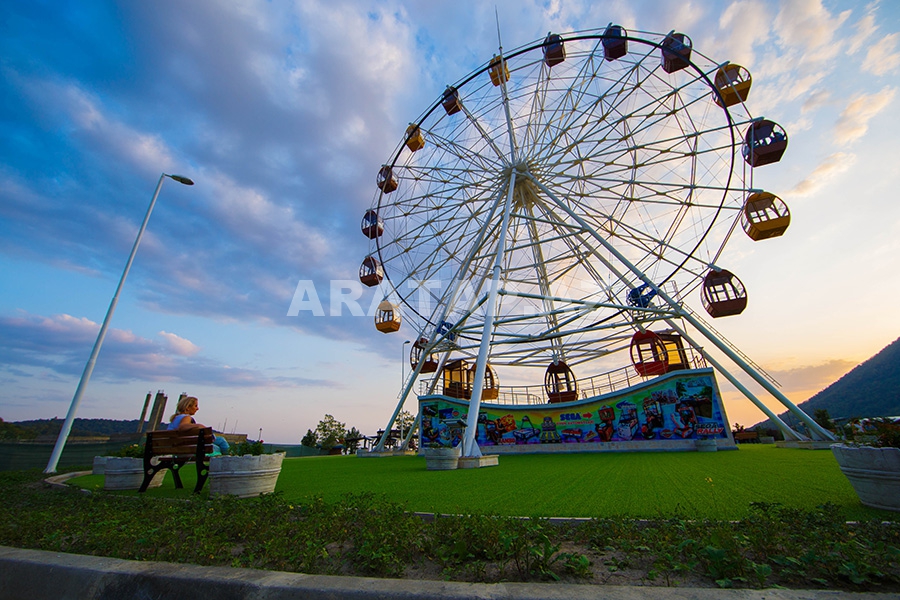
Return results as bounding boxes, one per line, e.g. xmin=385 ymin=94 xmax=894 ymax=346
xmin=7 ymin=418 xmax=146 ymax=439
xmin=754 ymin=337 xmax=900 ymax=429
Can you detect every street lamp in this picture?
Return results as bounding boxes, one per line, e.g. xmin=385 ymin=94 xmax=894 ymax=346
xmin=44 ymin=173 xmax=195 ymax=473
xmin=401 ymin=339 xmax=411 ymax=388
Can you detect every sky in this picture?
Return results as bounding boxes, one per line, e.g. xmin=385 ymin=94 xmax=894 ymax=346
xmin=1 ymin=0 xmax=898 ymax=444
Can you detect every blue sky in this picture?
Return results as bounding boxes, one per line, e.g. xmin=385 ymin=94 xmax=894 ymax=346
xmin=1 ymin=0 xmax=898 ymax=443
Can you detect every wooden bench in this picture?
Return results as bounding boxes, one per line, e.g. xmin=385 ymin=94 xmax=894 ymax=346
xmin=733 ymin=430 xmax=760 ymax=444
xmin=140 ymin=427 xmax=213 ymax=493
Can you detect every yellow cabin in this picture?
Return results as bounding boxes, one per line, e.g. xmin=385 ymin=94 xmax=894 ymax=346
xmin=469 ymin=362 xmax=499 ymax=400
xmin=742 ymin=192 xmax=790 ymax=240
xmin=714 ymin=63 xmax=752 ymax=107
xmin=374 ymin=300 xmax=401 ymax=333
xmin=443 ymin=358 xmax=471 ymax=399
xmin=405 ymin=124 xmax=425 ymax=152
xmin=489 ymin=55 xmax=509 ymax=86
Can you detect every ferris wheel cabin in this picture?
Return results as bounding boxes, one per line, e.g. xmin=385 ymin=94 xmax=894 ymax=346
xmin=661 ymin=32 xmax=692 ymax=73
xmin=405 ymin=124 xmax=425 ymax=152
xmin=742 ymin=192 xmax=790 ymax=240
xmin=630 ymin=331 xmax=690 ymax=377
xmin=545 ymin=360 xmax=578 ymax=403
xmin=701 ymin=269 xmax=747 ymax=318
xmin=359 ymin=255 xmax=384 ymax=287
xmin=714 ymin=63 xmax=752 ymax=107
xmin=374 ymin=300 xmax=401 ymax=333
xmin=442 ymin=86 xmax=462 ymax=115
xmin=602 ymin=24 xmax=627 ymax=60
xmin=410 ymin=338 xmax=438 ymax=374
xmin=542 ymin=33 xmax=566 ymax=67
xmin=742 ymin=120 xmax=788 ymax=167
xmin=361 ymin=209 xmax=384 ymax=239
xmin=376 ymin=165 xmax=398 ymax=194
xmin=489 ymin=55 xmax=510 ymax=86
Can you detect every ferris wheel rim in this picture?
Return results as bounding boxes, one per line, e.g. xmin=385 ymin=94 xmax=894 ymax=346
xmin=369 ymin=27 xmax=752 ymax=359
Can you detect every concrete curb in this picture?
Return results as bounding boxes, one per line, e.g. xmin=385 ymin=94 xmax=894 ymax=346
xmin=1 ymin=546 xmax=897 ymax=600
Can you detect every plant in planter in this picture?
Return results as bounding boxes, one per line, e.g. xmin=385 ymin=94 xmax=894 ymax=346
xmin=209 ymin=439 xmax=285 ymax=498
xmin=423 ymin=442 xmax=461 ymax=470
xmin=831 ymin=418 xmax=900 ymax=512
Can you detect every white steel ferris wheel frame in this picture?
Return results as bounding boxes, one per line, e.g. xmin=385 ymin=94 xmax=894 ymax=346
xmin=366 ymin=28 xmax=836 ymax=454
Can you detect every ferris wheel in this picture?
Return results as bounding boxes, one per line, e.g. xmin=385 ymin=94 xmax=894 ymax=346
xmin=359 ymin=26 xmax=833 ymax=452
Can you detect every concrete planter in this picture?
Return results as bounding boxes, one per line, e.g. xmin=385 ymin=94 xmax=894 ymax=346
xmin=831 ymin=444 xmax=900 ymax=512
xmin=759 ymin=436 xmax=775 ymax=444
xmin=104 ymin=457 xmax=165 ymax=491
xmin=92 ymin=456 xmax=108 ymax=475
xmin=209 ymin=453 xmax=285 ymax=498
xmin=424 ymin=446 xmax=461 ymax=471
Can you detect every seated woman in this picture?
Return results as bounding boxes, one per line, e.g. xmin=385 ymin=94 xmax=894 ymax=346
xmin=168 ymin=395 xmax=230 ymax=455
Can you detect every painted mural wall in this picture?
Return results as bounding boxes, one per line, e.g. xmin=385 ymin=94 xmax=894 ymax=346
xmin=419 ymin=368 xmax=730 ymax=450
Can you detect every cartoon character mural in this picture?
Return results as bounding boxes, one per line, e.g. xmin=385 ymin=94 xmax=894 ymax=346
xmin=420 ymin=371 xmax=729 ymax=448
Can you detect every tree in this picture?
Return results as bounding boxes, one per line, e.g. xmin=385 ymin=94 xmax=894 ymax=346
xmin=814 ymin=408 xmax=835 ymax=432
xmin=300 ymin=428 xmax=317 ymax=448
xmin=344 ymin=426 xmax=362 ymax=453
xmin=315 ymin=414 xmax=346 ymax=451
xmin=396 ymin=410 xmax=416 ymax=438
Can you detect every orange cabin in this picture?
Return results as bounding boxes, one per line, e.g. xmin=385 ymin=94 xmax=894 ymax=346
xmin=361 ymin=209 xmax=383 ymax=239
xmin=543 ymin=33 xmax=565 ymax=67
xmin=661 ymin=32 xmax=692 ymax=73
xmin=630 ymin=331 xmax=669 ymax=377
xmin=742 ymin=192 xmax=790 ymax=241
xmin=374 ymin=300 xmax=401 ymax=333
xmin=469 ymin=362 xmax=499 ymax=400
xmin=742 ymin=120 xmax=787 ymax=167
xmin=442 ymin=86 xmax=462 ymax=115
xmin=410 ymin=337 xmax=438 ymax=374
xmin=489 ymin=55 xmax=510 ymax=86
xmin=603 ymin=24 xmax=627 ymax=61
xmin=545 ymin=360 xmax=578 ymax=403
xmin=713 ymin=63 xmax=752 ymax=108
xmin=376 ymin=165 xmax=398 ymax=193
xmin=359 ymin=255 xmax=384 ymax=287
xmin=701 ymin=269 xmax=747 ymax=318
xmin=405 ymin=124 xmax=425 ymax=152
xmin=443 ymin=358 xmax=472 ymax=399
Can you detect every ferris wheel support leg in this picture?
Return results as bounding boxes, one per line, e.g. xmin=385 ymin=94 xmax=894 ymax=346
xmin=528 ymin=173 xmax=836 ymax=442
xmin=665 ymin=319 xmax=805 ymax=441
xmin=463 ymin=170 xmax=518 ymax=459
xmin=374 ymin=360 xmax=425 ymax=453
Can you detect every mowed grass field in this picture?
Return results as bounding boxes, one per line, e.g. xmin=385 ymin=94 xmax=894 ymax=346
xmin=70 ymin=445 xmax=893 ymax=521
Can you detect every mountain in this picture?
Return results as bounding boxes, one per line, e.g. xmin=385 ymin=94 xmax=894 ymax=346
xmin=754 ymin=337 xmax=900 ymax=429
xmin=7 ymin=418 xmax=146 ymax=439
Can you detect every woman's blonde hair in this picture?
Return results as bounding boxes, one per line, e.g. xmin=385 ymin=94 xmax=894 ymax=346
xmin=170 ymin=395 xmax=198 ymax=421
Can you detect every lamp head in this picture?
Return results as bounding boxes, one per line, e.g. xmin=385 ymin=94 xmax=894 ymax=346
xmin=166 ymin=174 xmax=194 ymax=186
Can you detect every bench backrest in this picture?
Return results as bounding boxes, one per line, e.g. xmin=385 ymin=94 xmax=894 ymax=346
xmin=147 ymin=427 xmax=214 ymax=457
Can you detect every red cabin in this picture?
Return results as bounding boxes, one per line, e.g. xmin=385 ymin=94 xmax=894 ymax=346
xmin=713 ymin=63 xmax=752 ymax=108
xmin=376 ymin=165 xmax=398 ymax=193
xmin=603 ymin=24 xmax=627 ymax=61
xmin=442 ymin=86 xmax=462 ymax=115
xmin=701 ymin=269 xmax=747 ymax=318
xmin=361 ymin=209 xmax=383 ymax=239
xmin=543 ymin=33 xmax=565 ymax=67
xmin=359 ymin=255 xmax=383 ymax=287
xmin=545 ymin=360 xmax=578 ymax=403
xmin=661 ymin=32 xmax=692 ymax=73
xmin=405 ymin=124 xmax=425 ymax=152
xmin=488 ymin=55 xmax=509 ymax=86
xmin=374 ymin=300 xmax=400 ymax=333
xmin=742 ymin=120 xmax=787 ymax=167
xmin=741 ymin=192 xmax=790 ymax=241
xmin=410 ymin=337 xmax=438 ymax=374
xmin=630 ymin=331 xmax=669 ymax=377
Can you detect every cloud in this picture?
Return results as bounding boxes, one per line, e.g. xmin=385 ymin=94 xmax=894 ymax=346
xmin=863 ymin=32 xmax=900 ymax=75
xmin=773 ymin=0 xmax=850 ymax=65
xmin=787 ymin=152 xmax=856 ymax=197
xmin=833 ymin=87 xmax=897 ymax=144
xmin=713 ymin=0 xmax=772 ymax=69
xmin=158 ymin=331 xmax=200 ymax=356
xmin=0 ymin=312 xmax=332 ymax=388
xmin=766 ymin=359 xmax=857 ymax=395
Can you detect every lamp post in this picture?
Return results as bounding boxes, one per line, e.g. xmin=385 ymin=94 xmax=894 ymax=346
xmin=44 ymin=173 xmax=194 ymax=473
xmin=401 ymin=339 xmax=411 ymax=388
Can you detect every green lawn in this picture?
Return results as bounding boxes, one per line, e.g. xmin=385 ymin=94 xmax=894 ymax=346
xmin=70 ymin=445 xmax=891 ymax=520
